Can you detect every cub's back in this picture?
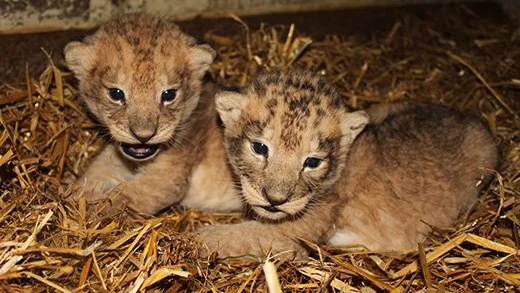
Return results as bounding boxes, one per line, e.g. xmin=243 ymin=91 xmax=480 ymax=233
xmin=365 ymin=103 xmax=499 ymax=184
xmin=336 ymin=103 xmax=499 ymax=249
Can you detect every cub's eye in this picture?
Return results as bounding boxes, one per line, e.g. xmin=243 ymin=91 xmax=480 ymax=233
xmin=161 ymin=89 xmax=177 ymax=103
xmin=304 ymin=157 xmax=322 ymax=169
xmin=251 ymin=142 xmax=269 ymax=156
xmin=108 ymin=88 xmax=125 ymax=103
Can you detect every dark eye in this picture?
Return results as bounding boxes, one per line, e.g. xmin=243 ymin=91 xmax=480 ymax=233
xmin=108 ymin=88 xmax=125 ymax=102
xmin=304 ymin=157 xmax=321 ymax=169
xmin=251 ymin=142 xmax=269 ymax=156
xmin=161 ymin=89 xmax=177 ymax=103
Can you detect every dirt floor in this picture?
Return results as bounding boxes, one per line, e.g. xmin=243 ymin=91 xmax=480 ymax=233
xmin=0 ymin=2 xmax=510 ymax=84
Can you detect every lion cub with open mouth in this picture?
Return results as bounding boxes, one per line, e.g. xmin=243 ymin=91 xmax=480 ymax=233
xmin=65 ymin=14 xmax=241 ymax=215
xmin=195 ymin=69 xmax=499 ymax=258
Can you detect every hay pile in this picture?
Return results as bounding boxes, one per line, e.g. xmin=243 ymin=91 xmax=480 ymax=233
xmin=1 ymin=7 xmax=519 ymax=292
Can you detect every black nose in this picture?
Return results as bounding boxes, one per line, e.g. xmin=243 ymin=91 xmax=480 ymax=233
xmin=267 ymin=197 xmax=287 ymax=206
xmin=130 ymin=127 xmax=155 ymax=143
xmin=262 ymin=188 xmax=289 ymax=206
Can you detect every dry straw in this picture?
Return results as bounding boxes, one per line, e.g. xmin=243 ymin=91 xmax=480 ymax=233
xmin=0 ymin=8 xmax=519 ymax=292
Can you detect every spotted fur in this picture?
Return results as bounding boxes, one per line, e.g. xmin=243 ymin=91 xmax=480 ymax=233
xmin=195 ymin=69 xmax=499 ymax=258
xmin=66 ymin=14 xmax=241 ymax=215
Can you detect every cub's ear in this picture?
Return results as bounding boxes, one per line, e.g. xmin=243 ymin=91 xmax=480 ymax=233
xmin=215 ymin=91 xmax=248 ymax=126
xmin=64 ymin=41 xmax=94 ymax=80
xmin=340 ymin=110 xmax=369 ymax=141
xmin=188 ymin=44 xmax=216 ymax=79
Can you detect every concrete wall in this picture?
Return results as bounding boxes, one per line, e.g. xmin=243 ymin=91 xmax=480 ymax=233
xmin=0 ymin=0 xmax=481 ymax=34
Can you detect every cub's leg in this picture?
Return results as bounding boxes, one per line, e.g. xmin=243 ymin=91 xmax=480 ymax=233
xmin=76 ymin=144 xmax=135 ymax=202
xmin=76 ymin=144 xmax=195 ymax=216
xmin=195 ymin=221 xmax=307 ymax=259
xmin=194 ymin=195 xmax=339 ymax=259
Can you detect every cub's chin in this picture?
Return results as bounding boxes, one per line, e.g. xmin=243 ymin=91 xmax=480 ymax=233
xmin=119 ymin=143 xmax=161 ymax=161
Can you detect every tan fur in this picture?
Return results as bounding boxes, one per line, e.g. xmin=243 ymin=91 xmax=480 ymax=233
xmin=66 ymin=14 xmax=241 ymax=215
xmin=195 ymin=69 xmax=499 ymax=258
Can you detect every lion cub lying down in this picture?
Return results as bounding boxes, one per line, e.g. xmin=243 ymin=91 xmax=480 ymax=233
xmin=195 ymin=69 xmax=499 ymax=258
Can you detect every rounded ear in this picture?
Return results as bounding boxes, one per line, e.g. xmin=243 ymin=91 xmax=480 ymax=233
xmin=340 ymin=110 xmax=369 ymax=140
xmin=64 ymin=41 xmax=94 ymax=80
xmin=215 ymin=91 xmax=248 ymax=126
xmin=188 ymin=44 xmax=216 ymax=79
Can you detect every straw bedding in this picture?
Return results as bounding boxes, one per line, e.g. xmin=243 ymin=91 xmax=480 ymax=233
xmin=0 ymin=5 xmax=519 ymax=292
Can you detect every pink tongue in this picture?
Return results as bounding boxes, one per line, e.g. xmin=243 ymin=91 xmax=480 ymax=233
xmin=130 ymin=145 xmax=151 ymax=153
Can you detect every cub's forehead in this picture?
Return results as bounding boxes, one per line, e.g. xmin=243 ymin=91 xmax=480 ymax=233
xmin=249 ymin=70 xmax=345 ymax=111
xmin=242 ymin=70 xmax=346 ymax=149
xmin=87 ymin=14 xmax=192 ymax=81
xmin=98 ymin=14 xmax=189 ymax=50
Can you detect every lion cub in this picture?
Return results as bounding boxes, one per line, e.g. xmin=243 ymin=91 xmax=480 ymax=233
xmin=65 ymin=13 xmax=241 ymax=215
xmin=195 ymin=69 xmax=499 ymax=258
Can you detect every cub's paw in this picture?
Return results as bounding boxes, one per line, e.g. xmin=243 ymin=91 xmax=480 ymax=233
xmin=194 ymin=224 xmax=260 ymax=259
xmin=69 ymin=183 xmax=135 ymax=218
xmin=72 ymin=177 xmax=125 ymax=201
xmin=193 ymin=223 xmax=307 ymax=259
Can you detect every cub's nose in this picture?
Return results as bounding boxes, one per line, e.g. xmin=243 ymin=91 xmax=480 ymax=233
xmin=262 ymin=187 xmax=289 ymax=206
xmin=130 ymin=127 xmax=156 ymax=143
xmin=267 ymin=197 xmax=287 ymax=206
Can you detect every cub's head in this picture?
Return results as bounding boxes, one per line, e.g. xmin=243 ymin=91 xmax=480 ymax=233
xmin=216 ymin=70 xmax=368 ymax=221
xmin=64 ymin=13 xmax=214 ymax=161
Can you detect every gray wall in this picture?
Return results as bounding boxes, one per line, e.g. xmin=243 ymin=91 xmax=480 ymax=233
xmin=0 ymin=0 xmax=487 ymax=34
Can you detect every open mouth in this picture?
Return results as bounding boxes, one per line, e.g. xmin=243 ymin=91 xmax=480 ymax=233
xmin=119 ymin=143 xmax=160 ymax=160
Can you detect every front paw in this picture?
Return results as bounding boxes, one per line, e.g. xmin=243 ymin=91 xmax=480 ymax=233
xmin=193 ymin=224 xmax=256 ymax=259
xmin=73 ymin=176 xmax=125 ymax=201
xmin=70 ymin=181 xmax=132 ymax=217
xmin=193 ymin=223 xmax=306 ymax=259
